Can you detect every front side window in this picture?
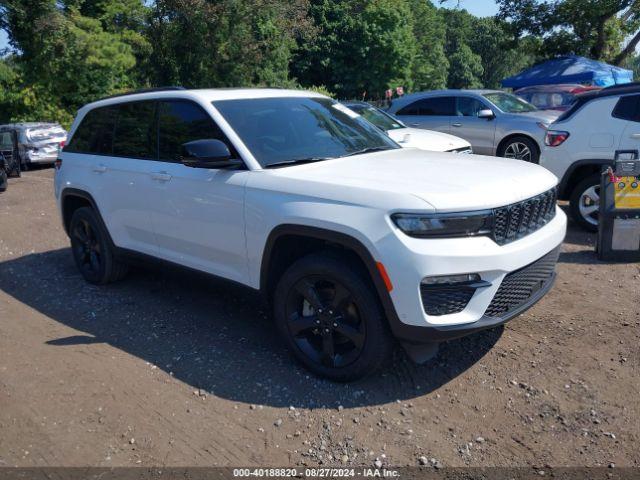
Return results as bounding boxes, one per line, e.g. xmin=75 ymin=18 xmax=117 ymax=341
xmin=213 ymin=97 xmax=398 ymax=168
xmin=482 ymin=92 xmax=537 ymax=113
xmin=158 ymin=100 xmax=234 ymax=162
xmin=348 ymin=105 xmax=405 ymax=131
xmin=65 ymin=106 xmax=117 ymax=155
xmin=112 ymin=101 xmax=157 ymax=160
xmin=456 ymin=97 xmax=487 ymax=117
xmin=396 ymin=97 xmax=455 ymax=116
xmin=0 ymin=132 xmax=13 ymax=149
xmin=612 ymin=95 xmax=640 ymax=122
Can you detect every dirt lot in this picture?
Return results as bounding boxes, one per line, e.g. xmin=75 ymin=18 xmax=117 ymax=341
xmin=0 ymin=169 xmax=638 ymax=469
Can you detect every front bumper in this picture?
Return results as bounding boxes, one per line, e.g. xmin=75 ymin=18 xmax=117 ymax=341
xmin=393 ymin=253 xmax=558 ymax=343
xmin=376 ymin=207 xmax=566 ymax=343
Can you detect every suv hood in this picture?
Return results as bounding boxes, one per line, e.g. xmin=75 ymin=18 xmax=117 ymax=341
xmin=509 ymin=110 xmax=561 ymax=124
xmin=267 ymin=148 xmax=558 ymax=212
xmin=387 ymin=127 xmax=470 ymax=152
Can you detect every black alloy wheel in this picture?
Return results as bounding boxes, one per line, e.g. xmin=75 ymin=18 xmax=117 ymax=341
xmin=285 ymin=276 xmax=366 ymax=369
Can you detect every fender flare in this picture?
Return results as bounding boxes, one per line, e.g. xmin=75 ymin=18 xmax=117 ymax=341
xmin=259 ymin=224 xmax=404 ymax=336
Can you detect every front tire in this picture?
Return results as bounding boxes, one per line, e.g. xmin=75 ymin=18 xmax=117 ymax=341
xmin=273 ymin=252 xmax=393 ymax=382
xmin=498 ymin=136 xmax=539 ymax=163
xmin=69 ymin=207 xmax=129 ymax=284
xmin=569 ymin=174 xmax=600 ymax=232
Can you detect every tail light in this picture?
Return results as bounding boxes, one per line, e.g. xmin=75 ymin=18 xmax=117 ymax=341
xmin=545 ymin=130 xmax=570 ymax=147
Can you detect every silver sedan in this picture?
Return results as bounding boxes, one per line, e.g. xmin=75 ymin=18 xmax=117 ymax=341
xmin=387 ymin=90 xmax=560 ymax=163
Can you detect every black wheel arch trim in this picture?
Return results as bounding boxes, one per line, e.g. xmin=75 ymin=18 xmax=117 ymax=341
xmin=558 ymin=159 xmax=612 ymax=199
xmin=260 ymin=224 xmax=408 ymax=340
xmin=60 ymin=188 xmax=117 ymax=250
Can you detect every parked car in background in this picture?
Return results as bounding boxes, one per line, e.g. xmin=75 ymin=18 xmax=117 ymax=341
xmin=343 ymin=101 xmax=472 ymax=153
xmin=0 ymin=152 xmax=8 ymax=192
xmin=0 ymin=130 xmax=21 ymax=178
xmin=541 ymin=83 xmax=640 ymax=231
xmin=387 ymin=90 xmax=560 ymax=163
xmin=515 ymin=84 xmax=601 ymax=112
xmin=55 ymin=87 xmax=565 ymax=381
xmin=0 ymin=123 xmax=67 ymax=170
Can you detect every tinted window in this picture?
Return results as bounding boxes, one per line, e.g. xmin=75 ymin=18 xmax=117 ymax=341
xmin=612 ymin=95 xmax=640 ymax=122
xmin=396 ymin=97 xmax=455 ymax=116
xmin=112 ymin=101 xmax=157 ymax=159
xmin=0 ymin=131 xmax=13 ymax=149
xmin=213 ymin=97 xmax=398 ymax=168
xmin=158 ymin=100 xmax=233 ymax=162
xmin=66 ymin=106 xmax=117 ymax=154
xmin=456 ymin=97 xmax=487 ymax=117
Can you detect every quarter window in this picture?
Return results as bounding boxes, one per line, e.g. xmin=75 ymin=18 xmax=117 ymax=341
xmin=612 ymin=95 xmax=640 ymax=122
xmin=112 ymin=101 xmax=157 ymax=160
xmin=396 ymin=97 xmax=455 ymax=116
xmin=158 ymin=100 xmax=234 ymax=162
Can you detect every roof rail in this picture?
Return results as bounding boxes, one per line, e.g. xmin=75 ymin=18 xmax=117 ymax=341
xmin=601 ymin=82 xmax=640 ymax=93
xmin=96 ymin=86 xmax=186 ymax=102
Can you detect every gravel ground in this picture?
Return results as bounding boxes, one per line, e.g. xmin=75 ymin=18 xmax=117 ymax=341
xmin=0 ymin=169 xmax=638 ymax=468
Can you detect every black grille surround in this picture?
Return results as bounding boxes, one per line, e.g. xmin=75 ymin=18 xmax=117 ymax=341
xmin=484 ymin=246 xmax=560 ymax=318
xmin=492 ymin=188 xmax=557 ymax=245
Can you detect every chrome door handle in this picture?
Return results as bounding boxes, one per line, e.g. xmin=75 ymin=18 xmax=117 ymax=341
xmin=93 ymin=164 xmax=107 ymax=173
xmin=452 ymin=122 xmax=462 ymax=127
xmin=151 ymin=171 xmax=172 ymax=182
xmin=630 ymin=133 xmax=640 ymax=139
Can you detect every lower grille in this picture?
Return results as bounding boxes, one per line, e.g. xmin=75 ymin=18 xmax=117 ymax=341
xmin=420 ymin=285 xmax=475 ymax=316
xmin=484 ymin=247 xmax=560 ymax=318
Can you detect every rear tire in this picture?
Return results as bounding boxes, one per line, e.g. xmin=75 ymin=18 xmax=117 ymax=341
xmin=569 ymin=174 xmax=600 ymax=232
xmin=69 ymin=207 xmax=129 ymax=285
xmin=498 ymin=136 xmax=539 ymax=163
xmin=273 ymin=252 xmax=393 ymax=382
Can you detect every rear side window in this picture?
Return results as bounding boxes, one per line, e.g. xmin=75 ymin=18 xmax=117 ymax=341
xmin=396 ymin=97 xmax=455 ymax=116
xmin=66 ymin=106 xmax=117 ymax=155
xmin=158 ymin=100 xmax=234 ymax=162
xmin=112 ymin=101 xmax=157 ymax=160
xmin=612 ymin=95 xmax=640 ymax=122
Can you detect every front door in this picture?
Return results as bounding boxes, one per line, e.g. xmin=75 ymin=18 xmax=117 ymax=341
xmin=452 ymin=96 xmax=497 ymax=155
xmin=148 ymin=99 xmax=250 ymax=284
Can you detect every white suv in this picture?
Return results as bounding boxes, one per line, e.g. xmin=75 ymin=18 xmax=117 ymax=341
xmin=541 ymin=83 xmax=640 ymax=231
xmin=55 ymin=88 xmax=566 ymax=381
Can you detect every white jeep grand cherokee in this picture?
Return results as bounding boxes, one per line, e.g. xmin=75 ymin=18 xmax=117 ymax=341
xmin=55 ymin=88 xmax=567 ymax=381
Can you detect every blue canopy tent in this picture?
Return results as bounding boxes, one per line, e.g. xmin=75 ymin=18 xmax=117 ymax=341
xmin=501 ymin=55 xmax=633 ymax=89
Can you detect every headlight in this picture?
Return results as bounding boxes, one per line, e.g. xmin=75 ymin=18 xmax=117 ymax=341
xmin=391 ymin=211 xmax=493 ymax=238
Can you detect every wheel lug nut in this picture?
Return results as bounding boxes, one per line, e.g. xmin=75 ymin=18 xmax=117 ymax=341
xmin=333 ymin=323 xmax=337 ymax=328
xmin=316 ymin=320 xmax=320 ymax=325
xmin=324 ymin=328 xmax=330 ymax=333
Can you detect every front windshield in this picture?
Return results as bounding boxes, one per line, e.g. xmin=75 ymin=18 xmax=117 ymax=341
xmin=347 ymin=105 xmax=405 ymax=131
xmin=212 ymin=97 xmax=399 ymax=167
xmin=482 ymin=92 xmax=538 ymax=113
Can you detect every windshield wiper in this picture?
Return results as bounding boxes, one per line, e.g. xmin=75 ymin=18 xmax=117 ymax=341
xmin=264 ymin=157 xmax=330 ymax=169
xmin=342 ymin=146 xmax=393 ymax=158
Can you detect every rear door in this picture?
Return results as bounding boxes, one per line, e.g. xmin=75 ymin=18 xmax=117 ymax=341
xmin=452 ymin=96 xmax=497 ymax=155
xmin=146 ymin=99 xmax=249 ymax=284
xmin=394 ymin=96 xmax=455 ymax=133
xmin=65 ymin=102 xmax=159 ymax=256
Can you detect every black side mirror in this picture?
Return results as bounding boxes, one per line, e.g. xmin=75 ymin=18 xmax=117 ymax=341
xmin=181 ymin=139 xmax=243 ymax=169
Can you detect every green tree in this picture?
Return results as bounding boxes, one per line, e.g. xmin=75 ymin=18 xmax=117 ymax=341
xmin=293 ymin=0 xmax=416 ymax=99
xmin=407 ymin=0 xmax=448 ymax=90
xmin=496 ymin=0 xmax=640 ymax=66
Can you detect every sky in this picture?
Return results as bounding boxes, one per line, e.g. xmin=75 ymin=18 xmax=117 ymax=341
xmin=0 ymin=1 xmax=501 ymax=52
